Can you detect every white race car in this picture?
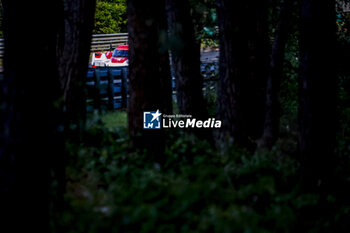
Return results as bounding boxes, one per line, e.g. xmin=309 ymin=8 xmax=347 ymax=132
xmin=91 ymin=51 xmax=113 ymax=67
xmin=105 ymin=45 xmax=129 ymax=67
xmin=91 ymin=45 xmax=129 ymax=68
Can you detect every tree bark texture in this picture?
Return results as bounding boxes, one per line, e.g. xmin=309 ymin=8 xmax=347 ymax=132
xmin=127 ymin=0 xmax=171 ymax=159
xmin=166 ymin=0 xmax=207 ymax=119
xmin=298 ymin=0 xmax=337 ymax=188
xmin=0 ymin=0 xmax=62 ymax=232
xmin=54 ymin=0 xmax=97 ymax=222
xmin=56 ymin=0 xmax=96 ymax=126
xmin=259 ymin=0 xmax=293 ymax=149
xmin=158 ymin=0 xmax=173 ymax=115
xmin=215 ymin=0 xmax=270 ymax=149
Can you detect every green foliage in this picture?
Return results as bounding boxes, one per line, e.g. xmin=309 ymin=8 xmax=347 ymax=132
xmin=93 ymin=0 xmax=127 ymax=34
xmin=48 ymin=1 xmax=350 ymax=232
xmin=100 ymin=110 xmax=128 ymax=130
xmin=52 ymin=111 xmax=350 ymax=233
xmin=189 ymin=0 xmax=218 ymax=47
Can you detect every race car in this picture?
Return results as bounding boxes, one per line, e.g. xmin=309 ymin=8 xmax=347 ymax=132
xmin=105 ymin=45 xmax=129 ymax=67
xmin=91 ymin=45 xmax=129 ymax=67
xmin=91 ymin=51 xmax=113 ymax=67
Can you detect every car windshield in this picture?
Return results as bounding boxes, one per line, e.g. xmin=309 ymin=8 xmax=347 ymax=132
xmin=112 ymin=49 xmax=128 ymax=57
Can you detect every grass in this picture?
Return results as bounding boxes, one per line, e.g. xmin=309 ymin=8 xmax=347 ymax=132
xmin=101 ymin=110 xmax=127 ymax=129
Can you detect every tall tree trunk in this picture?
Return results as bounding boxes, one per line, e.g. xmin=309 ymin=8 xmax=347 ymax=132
xmin=259 ymin=0 xmax=293 ymax=149
xmin=159 ymin=0 xmax=173 ymax=115
xmin=127 ymin=0 xmax=170 ymax=161
xmin=0 ymin=0 xmax=62 ymax=232
xmin=298 ymin=0 xmax=337 ymax=188
xmin=53 ymin=0 xmax=96 ymax=222
xmin=215 ymin=0 xmax=270 ymax=150
xmin=166 ymin=0 xmax=207 ymax=119
xmin=56 ymin=0 xmax=96 ymax=129
xmin=166 ymin=0 xmax=215 ymax=143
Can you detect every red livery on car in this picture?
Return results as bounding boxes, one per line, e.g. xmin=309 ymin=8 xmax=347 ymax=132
xmin=91 ymin=45 xmax=129 ymax=67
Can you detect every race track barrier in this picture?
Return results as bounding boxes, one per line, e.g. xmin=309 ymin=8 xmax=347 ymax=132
xmin=86 ymin=63 xmax=218 ymax=111
xmin=86 ymin=66 xmax=128 ymax=111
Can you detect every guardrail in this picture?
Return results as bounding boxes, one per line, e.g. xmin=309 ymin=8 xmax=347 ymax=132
xmin=86 ymin=66 xmax=128 ymax=111
xmin=87 ymin=64 xmax=218 ymax=111
xmin=91 ymin=33 xmax=128 ymax=52
xmin=0 ymin=33 xmax=128 ymax=58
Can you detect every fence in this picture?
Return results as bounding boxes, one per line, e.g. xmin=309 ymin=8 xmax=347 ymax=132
xmin=90 ymin=33 xmax=128 ymax=52
xmin=87 ymin=64 xmax=218 ymax=111
xmin=0 ymin=33 xmax=128 ymax=58
xmin=86 ymin=66 xmax=128 ymax=111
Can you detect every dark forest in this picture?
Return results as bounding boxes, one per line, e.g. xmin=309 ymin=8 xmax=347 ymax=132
xmin=1 ymin=0 xmax=350 ymax=232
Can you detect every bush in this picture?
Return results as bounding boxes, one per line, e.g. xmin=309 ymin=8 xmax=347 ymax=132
xmin=51 ymin=111 xmax=350 ymax=232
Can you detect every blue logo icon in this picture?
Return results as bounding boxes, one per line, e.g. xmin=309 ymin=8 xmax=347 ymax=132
xmin=143 ymin=110 xmax=162 ymax=129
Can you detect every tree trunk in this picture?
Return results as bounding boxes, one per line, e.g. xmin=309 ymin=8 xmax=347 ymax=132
xmin=166 ymin=0 xmax=207 ymax=119
xmin=298 ymin=0 xmax=337 ymax=188
xmin=0 ymin=0 xmax=62 ymax=232
xmin=56 ymin=0 xmax=96 ymax=129
xmin=127 ymin=0 xmax=170 ymax=160
xmin=158 ymin=0 xmax=173 ymax=115
xmin=215 ymin=0 xmax=270 ymax=150
xmin=259 ymin=0 xmax=293 ymax=149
